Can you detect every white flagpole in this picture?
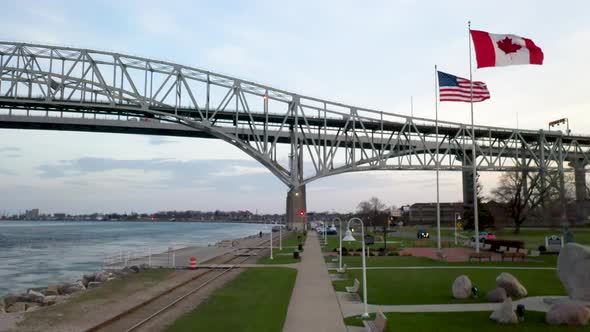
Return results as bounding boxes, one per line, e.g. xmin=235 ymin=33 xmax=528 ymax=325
xmin=468 ymin=21 xmax=480 ymax=253
xmin=435 ymin=65 xmax=441 ymax=251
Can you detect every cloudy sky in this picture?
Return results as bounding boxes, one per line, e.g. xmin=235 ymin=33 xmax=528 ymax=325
xmin=1 ymin=0 xmax=589 ymax=215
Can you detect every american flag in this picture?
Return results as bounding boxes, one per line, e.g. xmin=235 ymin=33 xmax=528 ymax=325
xmin=437 ymin=71 xmax=490 ymax=102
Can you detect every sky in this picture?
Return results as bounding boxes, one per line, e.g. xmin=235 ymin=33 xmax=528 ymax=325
xmin=1 ymin=0 xmax=589 ymax=215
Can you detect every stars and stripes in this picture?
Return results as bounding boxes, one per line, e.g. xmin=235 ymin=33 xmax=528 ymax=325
xmin=437 ymin=71 xmax=490 ymax=103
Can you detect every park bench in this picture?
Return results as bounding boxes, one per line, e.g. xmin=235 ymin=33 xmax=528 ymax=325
xmin=346 ymin=278 xmax=360 ymax=295
xmin=502 ymin=251 xmax=525 ymax=262
xmin=482 ymin=243 xmax=492 ymax=250
xmin=468 ymin=252 xmax=492 ymax=262
xmin=363 ymin=311 xmax=387 ymax=332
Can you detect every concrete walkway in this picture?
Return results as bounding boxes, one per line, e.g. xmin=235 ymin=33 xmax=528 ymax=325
xmin=283 ymin=232 xmax=347 ymax=332
xmin=337 ymin=292 xmax=566 ymax=318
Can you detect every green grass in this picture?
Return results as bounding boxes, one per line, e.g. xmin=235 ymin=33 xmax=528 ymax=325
xmin=490 ymin=228 xmax=590 ymax=247
xmin=333 ymin=268 xmax=565 ymax=305
xmin=345 ymin=311 xmax=590 ymax=331
xmin=256 ymin=232 xmax=306 ymax=264
xmin=333 ymin=255 xmax=558 ymax=268
xmin=166 ymin=268 xmax=297 ymax=332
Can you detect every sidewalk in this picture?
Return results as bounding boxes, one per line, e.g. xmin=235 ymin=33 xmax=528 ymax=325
xmin=283 ymin=232 xmax=347 ymax=332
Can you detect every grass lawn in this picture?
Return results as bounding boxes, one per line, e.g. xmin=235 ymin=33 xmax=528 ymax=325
xmin=166 ymin=268 xmax=297 ymax=332
xmin=258 ymin=253 xmax=301 ymax=264
xmin=345 ymin=311 xmax=590 ymax=331
xmin=257 ymin=232 xmax=306 ymax=264
xmin=333 ymin=255 xmax=559 ymax=268
xmin=333 ymin=268 xmax=565 ymax=305
xmin=490 ymin=228 xmax=590 ymax=247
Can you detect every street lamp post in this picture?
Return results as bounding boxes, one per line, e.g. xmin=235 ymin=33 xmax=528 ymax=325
xmin=333 ymin=217 xmax=343 ymax=271
xmin=270 ymin=223 xmax=273 ymax=260
xmin=454 ymin=213 xmax=461 ymax=245
xmin=343 ymin=217 xmax=369 ymax=318
xmin=279 ymin=221 xmax=282 ymax=251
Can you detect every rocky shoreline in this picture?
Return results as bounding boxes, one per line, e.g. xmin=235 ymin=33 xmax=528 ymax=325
xmin=0 ymin=264 xmax=152 ymax=315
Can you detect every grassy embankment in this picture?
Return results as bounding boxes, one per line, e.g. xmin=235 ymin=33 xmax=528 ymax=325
xmin=166 ymin=268 xmax=297 ymax=332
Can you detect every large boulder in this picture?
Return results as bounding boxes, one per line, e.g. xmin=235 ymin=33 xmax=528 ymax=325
xmin=0 ymin=297 xmax=5 ymax=313
xmin=557 ymin=243 xmax=590 ymax=302
xmin=59 ymin=281 xmax=85 ymax=295
xmin=43 ymin=284 xmax=60 ymax=296
xmin=27 ymin=289 xmax=46 ymax=303
xmin=496 ymin=272 xmax=527 ymax=298
xmin=2 ymin=294 xmax=20 ymax=307
xmin=452 ymin=275 xmax=472 ymax=299
xmin=43 ymin=295 xmax=57 ymax=306
xmin=486 ymin=287 xmax=508 ymax=303
xmin=490 ymin=298 xmax=518 ymax=324
xmin=546 ymin=301 xmax=590 ymax=326
xmin=94 ymin=272 xmax=109 ymax=283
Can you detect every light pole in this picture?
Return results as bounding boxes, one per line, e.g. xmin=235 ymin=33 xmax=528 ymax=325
xmin=323 ymin=221 xmax=327 ymax=245
xmin=270 ymin=224 xmax=273 ymax=260
xmin=279 ymin=221 xmax=282 ymax=251
xmin=343 ymin=217 xmax=369 ymax=318
xmin=333 ymin=217 xmax=343 ymax=271
xmin=454 ymin=213 xmax=461 ymax=245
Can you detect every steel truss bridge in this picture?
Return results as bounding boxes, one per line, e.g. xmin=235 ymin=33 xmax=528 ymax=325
xmin=1 ymin=41 xmax=589 ymax=225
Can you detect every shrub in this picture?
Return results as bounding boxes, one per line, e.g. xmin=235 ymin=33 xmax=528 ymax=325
xmin=539 ymin=245 xmax=547 ymax=253
xmin=388 ymin=251 xmax=400 ymax=256
xmin=400 ymin=251 xmax=413 ymax=257
xmin=342 ymin=250 xmax=349 ymax=256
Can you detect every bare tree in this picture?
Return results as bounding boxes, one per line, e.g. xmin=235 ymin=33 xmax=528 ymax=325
xmin=357 ymin=197 xmax=389 ymax=249
xmin=491 ymin=171 xmax=552 ymax=233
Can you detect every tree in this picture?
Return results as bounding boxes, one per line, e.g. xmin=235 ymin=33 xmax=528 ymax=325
xmin=357 ymin=197 xmax=389 ymax=249
xmin=491 ymin=171 xmax=551 ymax=233
xmin=463 ymin=174 xmax=495 ymax=231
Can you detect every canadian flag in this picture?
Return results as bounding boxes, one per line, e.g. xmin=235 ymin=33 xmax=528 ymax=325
xmin=470 ymin=30 xmax=544 ymax=68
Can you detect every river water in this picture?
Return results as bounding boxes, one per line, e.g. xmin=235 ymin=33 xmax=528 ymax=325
xmin=0 ymin=220 xmax=267 ymax=296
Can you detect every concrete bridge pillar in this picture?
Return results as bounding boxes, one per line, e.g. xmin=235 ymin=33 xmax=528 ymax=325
xmin=286 ymin=186 xmax=307 ymax=231
xmin=569 ymin=159 xmax=588 ymax=223
xmin=462 ymin=160 xmax=475 ymax=209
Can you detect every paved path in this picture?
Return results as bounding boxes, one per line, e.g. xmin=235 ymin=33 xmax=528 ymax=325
xmin=328 ymin=266 xmax=555 ymax=270
xmin=337 ymin=292 xmax=566 ymax=317
xmin=283 ymin=232 xmax=347 ymax=332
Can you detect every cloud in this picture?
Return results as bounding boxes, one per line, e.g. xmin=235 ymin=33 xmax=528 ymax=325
xmin=0 ymin=147 xmax=20 ymax=153
xmin=210 ymin=165 xmax=268 ymax=177
xmin=147 ymin=136 xmax=177 ymax=145
xmin=0 ymin=168 xmax=16 ymax=176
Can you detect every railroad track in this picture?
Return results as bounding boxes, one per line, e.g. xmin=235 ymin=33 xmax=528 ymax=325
xmin=85 ymin=232 xmax=290 ymax=332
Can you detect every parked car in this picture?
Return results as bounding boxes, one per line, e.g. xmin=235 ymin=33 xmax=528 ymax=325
xmin=472 ymin=232 xmax=496 ymax=243
xmin=417 ymin=229 xmax=430 ymax=239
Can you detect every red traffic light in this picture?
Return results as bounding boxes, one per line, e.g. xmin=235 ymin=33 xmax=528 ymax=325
xmin=298 ymin=210 xmax=305 ymax=216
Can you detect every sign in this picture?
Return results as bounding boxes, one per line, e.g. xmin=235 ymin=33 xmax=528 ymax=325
xmin=549 ymin=118 xmax=566 ymax=127
xmin=364 ymin=235 xmax=375 ymax=246
xmin=456 ymin=222 xmax=463 ymax=231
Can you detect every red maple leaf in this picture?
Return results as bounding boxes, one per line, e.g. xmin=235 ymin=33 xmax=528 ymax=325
xmin=497 ymin=37 xmax=522 ymax=54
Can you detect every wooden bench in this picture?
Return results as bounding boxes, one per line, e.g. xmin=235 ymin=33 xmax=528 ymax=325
xmin=363 ymin=311 xmax=387 ymax=332
xmin=468 ymin=252 xmax=492 ymax=262
xmin=502 ymin=252 xmax=526 ymax=262
xmin=415 ymin=240 xmax=429 ymax=247
xmin=346 ymin=278 xmax=360 ymax=295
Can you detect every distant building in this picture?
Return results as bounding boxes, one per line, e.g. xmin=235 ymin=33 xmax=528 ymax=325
xmin=407 ymin=203 xmax=463 ymax=226
xmin=53 ymin=213 xmax=67 ymax=220
xmin=24 ymin=209 xmax=39 ymax=219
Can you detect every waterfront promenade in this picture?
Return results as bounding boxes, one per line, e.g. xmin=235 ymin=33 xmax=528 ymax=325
xmin=283 ymin=232 xmax=347 ymax=332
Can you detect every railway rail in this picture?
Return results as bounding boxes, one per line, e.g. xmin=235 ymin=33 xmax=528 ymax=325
xmin=85 ymin=232 xmax=291 ymax=332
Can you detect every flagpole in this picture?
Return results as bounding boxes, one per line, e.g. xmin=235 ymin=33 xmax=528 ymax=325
xmin=468 ymin=20 xmax=480 ymax=254
xmin=435 ymin=65 xmax=441 ymax=251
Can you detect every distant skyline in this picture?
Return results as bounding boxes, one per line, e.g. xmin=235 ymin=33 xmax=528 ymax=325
xmin=1 ymin=1 xmax=589 ymax=214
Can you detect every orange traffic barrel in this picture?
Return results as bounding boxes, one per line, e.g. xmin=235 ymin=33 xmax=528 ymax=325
xmin=189 ymin=256 xmax=197 ymax=269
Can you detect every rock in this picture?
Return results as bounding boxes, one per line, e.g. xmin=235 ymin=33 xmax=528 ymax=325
xmin=59 ymin=281 xmax=85 ymax=295
xmin=0 ymin=298 xmax=4 ymax=313
xmin=6 ymin=302 xmax=27 ymax=313
xmin=496 ymin=272 xmax=527 ymax=298
xmin=490 ymin=298 xmax=518 ymax=324
xmin=94 ymin=272 xmax=109 ymax=283
xmin=557 ymin=243 xmax=590 ymax=302
xmin=43 ymin=295 xmax=57 ymax=306
xmin=2 ymin=294 xmax=20 ymax=307
xmin=27 ymin=289 xmax=46 ymax=303
xmin=140 ymin=263 xmax=150 ymax=270
xmin=87 ymin=281 xmax=102 ymax=289
xmin=43 ymin=284 xmax=59 ymax=296
xmin=486 ymin=287 xmax=508 ymax=303
xmin=129 ymin=265 xmax=140 ymax=273
xmin=82 ymin=273 xmax=95 ymax=287
xmin=452 ymin=275 xmax=472 ymax=299
xmin=546 ymin=301 xmax=590 ymax=326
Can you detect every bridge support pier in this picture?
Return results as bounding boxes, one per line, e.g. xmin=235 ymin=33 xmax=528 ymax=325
xmin=286 ymin=186 xmax=307 ymax=231
xmin=569 ymin=159 xmax=588 ymax=223
xmin=462 ymin=164 xmax=475 ymax=211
